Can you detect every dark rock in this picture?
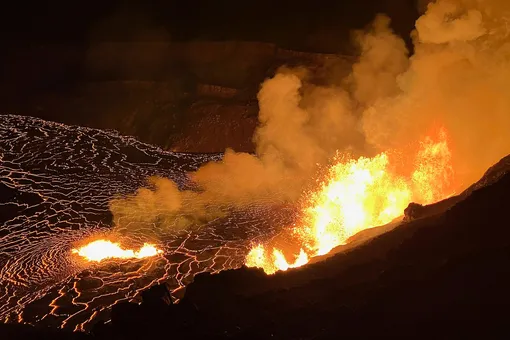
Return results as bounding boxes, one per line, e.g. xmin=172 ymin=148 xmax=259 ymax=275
xmin=141 ymin=282 xmax=173 ymax=308
xmin=74 ymin=277 xmax=103 ymax=291
xmin=90 ymin=321 xmax=111 ymax=338
xmin=171 ymin=297 xmax=200 ymax=329
xmin=403 ymin=202 xmax=425 ymax=221
xmin=0 ymin=323 xmax=87 ymax=340
xmin=110 ymin=301 xmax=143 ymax=332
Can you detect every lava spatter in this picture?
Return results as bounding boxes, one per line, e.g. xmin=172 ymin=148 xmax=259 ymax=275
xmin=246 ymin=128 xmax=455 ymax=274
xmin=71 ymin=240 xmax=163 ymax=262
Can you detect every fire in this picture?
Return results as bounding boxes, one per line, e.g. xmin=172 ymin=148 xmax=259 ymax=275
xmin=246 ymin=128 xmax=453 ymax=274
xmin=246 ymin=245 xmax=310 ymax=274
xmin=72 ymin=240 xmax=163 ymax=262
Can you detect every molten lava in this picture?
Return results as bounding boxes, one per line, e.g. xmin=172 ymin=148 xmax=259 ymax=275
xmin=72 ymin=240 xmax=163 ymax=262
xmin=246 ymin=128 xmax=454 ymax=274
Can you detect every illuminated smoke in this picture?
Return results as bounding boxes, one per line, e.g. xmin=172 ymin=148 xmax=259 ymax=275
xmin=111 ymin=0 xmax=510 ymax=267
xmin=362 ymin=0 xmax=510 ymax=188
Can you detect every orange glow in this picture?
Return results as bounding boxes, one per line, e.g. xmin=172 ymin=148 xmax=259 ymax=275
xmin=72 ymin=240 xmax=163 ymax=262
xmin=246 ymin=128 xmax=454 ymax=274
xmin=246 ymin=245 xmax=309 ymax=274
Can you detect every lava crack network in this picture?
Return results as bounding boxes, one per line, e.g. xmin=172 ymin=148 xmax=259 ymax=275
xmin=0 ymin=115 xmax=291 ymax=331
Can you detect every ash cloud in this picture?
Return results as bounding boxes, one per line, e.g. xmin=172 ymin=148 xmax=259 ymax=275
xmin=111 ymin=0 xmax=510 ymax=231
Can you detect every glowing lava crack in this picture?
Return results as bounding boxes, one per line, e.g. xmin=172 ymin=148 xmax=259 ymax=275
xmin=72 ymin=240 xmax=163 ymax=262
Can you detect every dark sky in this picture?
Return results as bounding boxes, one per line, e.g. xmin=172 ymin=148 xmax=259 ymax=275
xmin=1 ymin=0 xmax=419 ymax=52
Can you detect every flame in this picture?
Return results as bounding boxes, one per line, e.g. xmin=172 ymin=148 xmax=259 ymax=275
xmin=246 ymin=245 xmax=310 ymax=274
xmin=72 ymin=240 xmax=163 ymax=262
xmin=246 ymin=128 xmax=454 ymax=274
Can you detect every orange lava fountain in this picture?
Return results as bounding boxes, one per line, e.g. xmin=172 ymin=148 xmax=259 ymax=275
xmin=72 ymin=240 xmax=163 ymax=262
xmin=246 ymin=128 xmax=454 ymax=274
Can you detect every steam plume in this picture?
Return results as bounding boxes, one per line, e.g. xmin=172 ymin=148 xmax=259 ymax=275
xmin=111 ymin=0 xmax=510 ymax=232
xmin=362 ymin=0 xmax=510 ymax=188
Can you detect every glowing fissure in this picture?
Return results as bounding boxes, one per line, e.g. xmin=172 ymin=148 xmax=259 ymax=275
xmin=72 ymin=240 xmax=163 ymax=262
xmin=246 ymin=129 xmax=453 ymax=274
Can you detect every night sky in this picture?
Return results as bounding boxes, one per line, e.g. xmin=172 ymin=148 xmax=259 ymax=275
xmin=1 ymin=0 xmax=419 ymax=52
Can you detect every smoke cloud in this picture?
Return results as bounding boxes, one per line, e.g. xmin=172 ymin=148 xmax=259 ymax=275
xmin=111 ymin=0 xmax=510 ymax=231
xmin=362 ymin=0 xmax=510 ymax=187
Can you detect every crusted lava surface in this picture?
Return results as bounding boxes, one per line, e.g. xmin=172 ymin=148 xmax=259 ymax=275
xmin=0 ymin=115 xmax=296 ymax=331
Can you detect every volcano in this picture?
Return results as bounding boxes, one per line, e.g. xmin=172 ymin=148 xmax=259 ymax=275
xmin=1 ymin=114 xmax=509 ymax=339
xmin=3 ymin=0 xmax=510 ymax=338
xmin=2 ymin=138 xmax=509 ymax=339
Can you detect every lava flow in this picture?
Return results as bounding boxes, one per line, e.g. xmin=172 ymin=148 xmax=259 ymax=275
xmin=246 ymin=128 xmax=454 ymax=274
xmin=72 ymin=240 xmax=163 ymax=262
